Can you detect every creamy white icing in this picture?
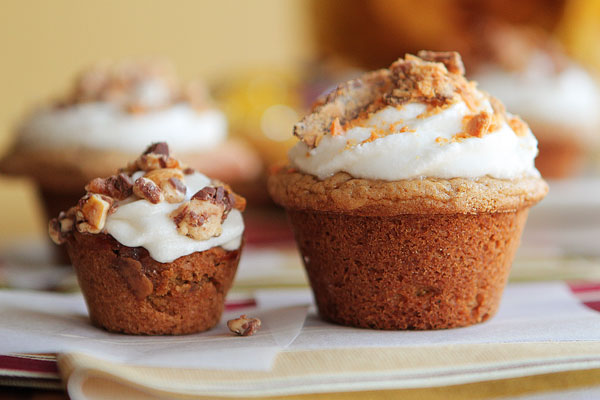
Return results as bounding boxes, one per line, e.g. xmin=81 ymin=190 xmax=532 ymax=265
xmin=17 ymin=103 xmax=227 ymax=154
xmin=289 ymin=100 xmax=540 ymax=181
xmin=105 ymin=171 xmax=244 ymax=263
xmin=472 ymin=54 xmax=600 ymax=136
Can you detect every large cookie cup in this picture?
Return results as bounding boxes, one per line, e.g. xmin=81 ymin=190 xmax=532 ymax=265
xmin=66 ymin=231 xmax=241 ymax=335
xmin=268 ymin=169 xmax=548 ymax=330
xmin=288 ymin=209 xmax=527 ymax=329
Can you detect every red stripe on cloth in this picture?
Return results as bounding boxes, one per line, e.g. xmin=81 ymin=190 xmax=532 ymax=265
xmin=225 ymin=299 xmax=257 ymax=311
xmin=0 ymin=356 xmax=58 ymax=374
xmin=243 ymin=214 xmax=295 ymax=247
xmin=583 ymin=301 xmax=600 ymax=312
xmin=0 ymin=300 xmax=256 ymax=376
xmin=569 ymin=282 xmax=600 ymax=294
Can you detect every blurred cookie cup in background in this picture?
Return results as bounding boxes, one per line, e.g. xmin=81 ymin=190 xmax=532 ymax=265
xmin=0 ymin=60 xmax=260 ymax=241
xmin=49 ymin=142 xmax=246 ymax=335
xmin=470 ymin=23 xmax=600 ymax=179
xmin=269 ymin=51 xmax=547 ymax=330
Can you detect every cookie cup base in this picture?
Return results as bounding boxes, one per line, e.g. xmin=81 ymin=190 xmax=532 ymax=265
xmin=66 ymin=231 xmax=241 ymax=335
xmin=287 ymin=209 xmax=528 ymax=330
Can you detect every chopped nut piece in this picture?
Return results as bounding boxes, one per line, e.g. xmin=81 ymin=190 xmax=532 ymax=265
xmin=464 ymin=112 xmax=493 ymax=138
xmin=76 ymin=194 xmax=113 ymax=234
xmin=144 ymin=168 xmax=186 ymax=203
xmin=58 ymin=208 xmax=76 ymax=232
xmin=132 ymin=142 xmax=180 ymax=171
xmin=191 ymin=186 xmax=235 ymax=218
xmin=170 ymin=185 xmax=238 ymax=240
xmin=48 ymin=219 xmax=65 ymax=245
xmin=183 ymin=167 xmax=196 ymax=175
xmin=136 ymin=153 xmax=181 ymax=171
xmin=508 ymin=116 xmax=529 ymax=137
xmin=417 ymin=50 xmax=465 ymax=75
xmin=144 ymin=167 xmax=184 ymax=185
xmin=227 ymin=315 xmax=261 ymax=336
xmin=85 ymin=173 xmax=134 ymax=200
xmin=386 ymin=54 xmax=462 ymax=108
xmin=133 ymin=177 xmax=163 ymax=204
xmin=49 ymin=208 xmax=77 ymax=244
xmin=170 ymin=200 xmax=224 ymax=241
xmin=165 ymin=177 xmax=187 ymax=203
xmin=144 ymin=142 xmax=170 ymax=157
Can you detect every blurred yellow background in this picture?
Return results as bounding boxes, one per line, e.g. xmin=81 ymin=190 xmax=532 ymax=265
xmin=0 ymin=0 xmax=313 ymax=241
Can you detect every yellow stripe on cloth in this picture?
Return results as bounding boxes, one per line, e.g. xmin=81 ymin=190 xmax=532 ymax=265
xmin=66 ymin=369 xmax=600 ymax=400
xmin=58 ymin=342 xmax=600 ymax=399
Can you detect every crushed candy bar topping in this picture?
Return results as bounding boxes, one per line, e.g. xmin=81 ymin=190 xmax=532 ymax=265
xmin=143 ymin=168 xmax=186 ymax=203
xmin=49 ymin=208 xmax=76 ymax=245
xmin=170 ymin=185 xmax=241 ymax=241
xmin=85 ymin=173 xmax=134 ymax=201
xmin=294 ymin=51 xmax=528 ymax=149
xmin=384 ymin=52 xmax=475 ymax=109
xmin=122 ymin=142 xmax=182 ymax=173
xmin=462 ymin=112 xmax=495 ymax=138
xmin=191 ymin=186 xmax=236 ymax=217
xmin=55 ymin=60 xmax=211 ymax=113
xmin=508 ymin=116 xmax=529 ymax=137
xmin=227 ymin=315 xmax=261 ymax=336
xmin=75 ymin=194 xmax=114 ymax=234
xmin=132 ymin=177 xmax=163 ymax=204
xmin=48 ymin=142 xmax=246 ymax=246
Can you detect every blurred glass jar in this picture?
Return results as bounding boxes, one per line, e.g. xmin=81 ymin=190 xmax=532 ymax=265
xmin=213 ymin=71 xmax=301 ymax=168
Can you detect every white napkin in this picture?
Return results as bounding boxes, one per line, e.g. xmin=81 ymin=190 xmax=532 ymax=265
xmin=3 ymin=282 xmax=600 ymax=399
xmin=0 ymin=289 xmax=309 ymax=371
xmin=289 ymin=282 xmax=600 ymax=350
xmin=1 ymin=281 xmax=600 ymax=374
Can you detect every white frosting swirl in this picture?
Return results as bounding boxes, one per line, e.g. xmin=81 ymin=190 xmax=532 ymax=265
xmin=472 ymin=54 xmax=600 ymax=135
xmin=17 ymin=103 xmax=227 ymax=154
xmin=105 ymin=172 xmax=243 ymax=263
xmin=289 ymin=100 xmax=540 ymax=181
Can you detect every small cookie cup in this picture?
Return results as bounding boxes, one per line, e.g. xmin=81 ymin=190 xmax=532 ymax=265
xmin=67 ymin=231 xmax=241 ymax=335
xmin=49 ymin=142 xmax=246 ymax=335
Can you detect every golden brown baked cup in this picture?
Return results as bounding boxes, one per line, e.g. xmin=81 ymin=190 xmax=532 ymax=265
xmin=66 ymin=230 xmax=241 ymax=335
xmin=48 ymin=141 xmax=247 ymax=335
xmin=269 ymin=169 xmax=548 ymax=330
